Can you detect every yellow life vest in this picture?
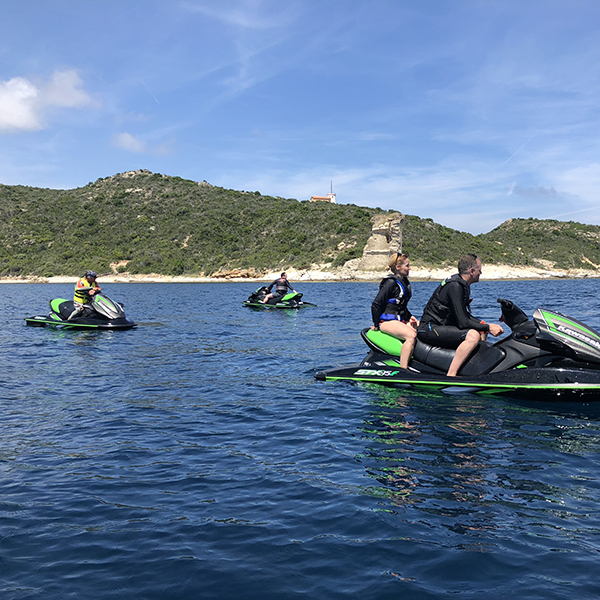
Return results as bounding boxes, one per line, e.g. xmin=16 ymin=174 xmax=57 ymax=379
xmin=74 ymin=277 xmax=100 ymax=304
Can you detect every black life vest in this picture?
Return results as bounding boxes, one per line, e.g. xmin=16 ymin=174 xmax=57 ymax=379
xmin=381 ymin=274 xmax=412 ymax=320
xmin=420 ymin=273 xmax=470 ymax=327
xmin=275 ymin=278 xmax=290 ymax=294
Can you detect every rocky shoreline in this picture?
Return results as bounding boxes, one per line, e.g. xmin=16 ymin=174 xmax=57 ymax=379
xmin=1 ymin=263 xmax=599 ymax=284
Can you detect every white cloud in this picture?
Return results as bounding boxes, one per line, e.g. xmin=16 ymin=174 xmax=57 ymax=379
xmin=42 ymin=70 xmax=93 ymax=108
xmin=113 ymin=131 xmax=174 ymax=155
xmin=114 ymin=132 xmax=146 ymax=153
xmin=0 ymin=69 xmax=93 ymax=133
xmin=0 ymin=77 xmax=41 ymax=131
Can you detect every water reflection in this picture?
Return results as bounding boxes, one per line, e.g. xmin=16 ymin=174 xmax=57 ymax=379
xmin=358 ymin=384 xmax=600 ymax=542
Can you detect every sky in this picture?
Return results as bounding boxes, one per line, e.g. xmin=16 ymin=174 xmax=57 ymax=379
xmin=1 ymin=0 xmax=600 ymax=234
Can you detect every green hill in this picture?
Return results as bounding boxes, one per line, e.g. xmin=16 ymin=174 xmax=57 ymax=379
xmin=480 ymin=218 xmax=600 ymax=270
xmin=1 ymin=170 xmax=599 ymax=277
xmin=0 ymin=170 xmax=380 ymax=277
xmin=403 ymin=215 xmax=600 ymax=271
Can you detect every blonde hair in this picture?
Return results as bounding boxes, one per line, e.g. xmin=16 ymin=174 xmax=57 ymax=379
xmin=387 ymin=252 xmax=409 ymax=272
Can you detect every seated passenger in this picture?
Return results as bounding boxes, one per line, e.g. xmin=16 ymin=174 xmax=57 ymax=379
xmin=371 ymin=253 xmax=419 ymax=370
xmin=417 ymin=254 xmax=503 ymax=377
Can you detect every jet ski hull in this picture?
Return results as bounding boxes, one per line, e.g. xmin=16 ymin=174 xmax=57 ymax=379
xmin=242 ymin=300 xmax=316 ymax=309
xmin=24 ymin=315 xmax=136 ymax=330
xmin=315 ymin=358 xmax=600 ymax=401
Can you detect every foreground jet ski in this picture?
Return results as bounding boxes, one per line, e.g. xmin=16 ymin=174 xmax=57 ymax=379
xmin=315 ymin=298 xmax=600 ymax=401
xmin=25 ymin=293 xmax=136 ymax=330
xmin=243 ymin=286 xmax=316 ymax=309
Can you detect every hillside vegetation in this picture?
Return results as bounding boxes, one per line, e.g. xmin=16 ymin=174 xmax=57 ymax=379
xmin=403 ymin=215 xmax=600 ymax=271
xmin=0 ymin=170 xmax=599 ymax=277
xmin=0 ymin=171 xmax=379 ymax=277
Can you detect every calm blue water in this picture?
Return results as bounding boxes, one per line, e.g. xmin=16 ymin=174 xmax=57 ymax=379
xmin=2 ymin=279 xmax=600 ymax=599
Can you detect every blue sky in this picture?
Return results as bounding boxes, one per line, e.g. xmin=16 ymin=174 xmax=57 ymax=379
xmin=1 ymin=0 xmax=599 ymax=234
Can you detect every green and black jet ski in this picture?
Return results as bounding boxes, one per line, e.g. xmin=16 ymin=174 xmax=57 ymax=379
xmin=243 ymin=286 xmax=316 ymax=309
xmin=25 ymin=293 xmax=136 ymax=330
xmin=315 ymin=298 xmax=600 ymax=402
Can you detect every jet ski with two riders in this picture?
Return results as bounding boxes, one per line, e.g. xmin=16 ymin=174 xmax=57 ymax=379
xmin=315 ymin=298 xmax=600 ymax=402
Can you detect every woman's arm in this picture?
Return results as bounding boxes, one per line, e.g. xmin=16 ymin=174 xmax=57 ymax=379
xmin=371 ymin=279 xmax=395 ymax=326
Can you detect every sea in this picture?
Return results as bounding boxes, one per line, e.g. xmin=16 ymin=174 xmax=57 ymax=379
xmin=2 ymin=279 xmax=600 ymax=599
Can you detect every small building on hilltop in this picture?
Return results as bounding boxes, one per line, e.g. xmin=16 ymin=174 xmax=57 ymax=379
xmin=310 ymin=193 xmax=336 ymax=203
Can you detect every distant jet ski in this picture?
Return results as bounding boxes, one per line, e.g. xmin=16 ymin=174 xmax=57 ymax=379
xmin=25 ymin=293 xmax=136 ymax=330
xmin=315 ymin=298 xmax=600 ymax=402
xmin=242 ymin=286 xmax=316 ymax=309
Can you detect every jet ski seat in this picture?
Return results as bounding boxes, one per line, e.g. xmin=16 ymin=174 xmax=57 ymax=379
xmin=56 ymin=300 xmax=76 ymax=319
xmin=413 ymin=339 xmax=506 ymax=376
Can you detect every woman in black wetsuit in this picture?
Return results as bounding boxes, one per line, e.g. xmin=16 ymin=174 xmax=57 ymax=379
xmin=371 ymin=253 xmax=419 ymax=369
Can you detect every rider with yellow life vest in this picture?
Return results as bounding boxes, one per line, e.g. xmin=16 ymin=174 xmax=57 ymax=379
xmin=68 ymin=270 xmax=101 ymax=320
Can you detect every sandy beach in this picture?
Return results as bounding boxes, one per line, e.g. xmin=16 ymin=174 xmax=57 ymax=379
xmin=1 ymin=263 xmax=599 ymax=284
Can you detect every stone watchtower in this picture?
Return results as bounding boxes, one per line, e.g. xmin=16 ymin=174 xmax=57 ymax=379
xmin=355 ymin=212 xmax=404 ymax=271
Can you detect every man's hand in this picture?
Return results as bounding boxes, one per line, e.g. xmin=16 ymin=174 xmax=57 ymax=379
xmin=488 ymin=323 xmax=504 ymax=337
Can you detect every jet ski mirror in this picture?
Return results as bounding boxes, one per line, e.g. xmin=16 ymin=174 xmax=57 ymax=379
xmin=497 ymin=298 xmax=529 ymax=330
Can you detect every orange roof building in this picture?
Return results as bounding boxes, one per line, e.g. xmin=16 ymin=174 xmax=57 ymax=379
xmin=309 ymin=193 xmax=336 ymax=203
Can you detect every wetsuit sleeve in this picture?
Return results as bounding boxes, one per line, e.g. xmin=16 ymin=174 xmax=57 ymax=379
xmin=371 ymin=279 xmax=396 ymax=326
xmin=266 ymin=280 xmax=277 ymax=292
xmin=446 ymin=282 xmax=490 ymax=332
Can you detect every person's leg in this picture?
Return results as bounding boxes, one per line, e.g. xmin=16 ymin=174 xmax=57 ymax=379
xmin=68 ymin=302 xmax=84 ymax=320
xmin=447 ymin=329 xmax=480 ymax=377
xmin=263 ymin=293 xmax=283 ymax=305
xmin=379 ymin=320 xmax=418 ymax=369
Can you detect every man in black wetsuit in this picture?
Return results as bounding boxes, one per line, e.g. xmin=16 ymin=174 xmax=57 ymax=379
xmin=261 ymin=272 xmax=296 ymax=303
xmin=417 ymin=254 xmax=504 ymax=377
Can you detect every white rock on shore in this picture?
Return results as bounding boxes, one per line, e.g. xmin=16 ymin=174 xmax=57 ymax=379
xmin=1 ymin=263 xmax=598 ymax=283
